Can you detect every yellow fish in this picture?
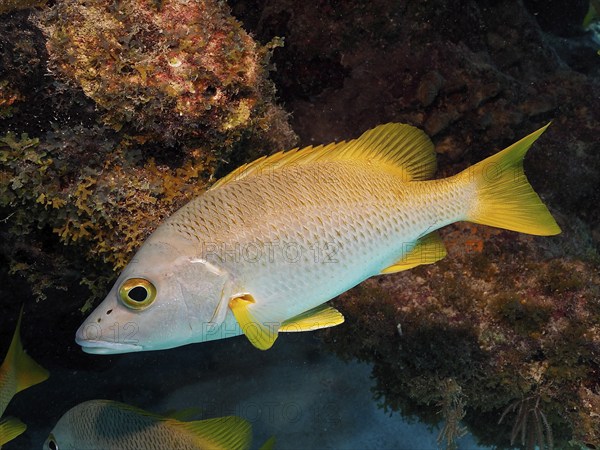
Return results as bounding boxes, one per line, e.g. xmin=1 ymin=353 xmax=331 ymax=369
xmin=76 ymin=123 xmax=560 ymax=353
xmin=44 ymin=400 xmax=252 ymax=450
xmin=0 ymin=306 xmax=49 ymax=446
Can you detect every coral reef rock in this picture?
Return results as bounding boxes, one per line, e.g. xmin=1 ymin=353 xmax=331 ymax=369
xmin=38 ymin=0 xmax=295 ymax=150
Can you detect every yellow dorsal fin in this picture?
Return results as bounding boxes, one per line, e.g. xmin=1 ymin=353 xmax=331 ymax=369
xmin=279 ymin=304 xmax=344 ymax=332
xmin=380 ymin=231 xmax=447 ymax=274
xmin=2 ymin=306 xmax=49 ymax=395
xmin=0 ymin=416 xmax=26 ymax=446
xmin=229 ymin=295 xmax=279 ymax=350
xmin=211 ymin=123 xmax=437 ymax=189
xmin=177 ymin=416 xmax=252 ymax=450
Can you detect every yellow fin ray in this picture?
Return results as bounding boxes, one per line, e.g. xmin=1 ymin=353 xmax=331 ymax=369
xmin=211 ymin=123 xmax=436 ymax=189
xmin=464 ymin=123 xmax=561 ymax=236
xmin=229 ymin=295 xmax=279 ymax=350
xmin=0 ymin=416 xmax=26 ymax=446
xmin=3 ymin=306 xmax=49 ymax=395
xmin=259 ymin=436 xmax=277 ymax=450
xmin=279 ymin=304 xmax=344 ymax=332
xmin=380 ymin=231 xmax=447 ymax=274
xmin=176 ymin=416 xmax=252 ymax=450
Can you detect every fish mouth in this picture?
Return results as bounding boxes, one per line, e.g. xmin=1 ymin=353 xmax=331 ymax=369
xmin=76 ymin=338 xmax=143 ymax=355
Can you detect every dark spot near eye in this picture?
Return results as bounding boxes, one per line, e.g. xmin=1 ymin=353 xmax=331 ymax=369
xmin=106 ymin=309 xmax=113 ymax=315
xmin=129 ymin=286 xmax=148 ymax=302
xmin=96 ymin=317 xmax=101 ymax=323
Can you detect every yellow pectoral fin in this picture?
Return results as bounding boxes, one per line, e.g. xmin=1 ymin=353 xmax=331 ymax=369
xmin=0 ymin=416 xmax=26 ymax=446
xmin=280 ymin=304 xmax=344 ymax=332
xmin=229 ymin=295 xmax=279 ymax=351
xmin=380 ymin=231 xmax=447 ymax=274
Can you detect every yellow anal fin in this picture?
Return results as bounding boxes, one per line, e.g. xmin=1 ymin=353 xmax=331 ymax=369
xmin=380 ymin=231 xmax=447 ymax=274
xmin=280 ymin=304 xmax=344 ymax=332
xmin=177 ymin=416 xmax=252 ymax=450
xmin=0 ymin=416 xmax=26 ymax=446
xmin=229 ymin=295 xmax=279 ymax=351
xmin=3 ymin=305 xmax=49 ymax=394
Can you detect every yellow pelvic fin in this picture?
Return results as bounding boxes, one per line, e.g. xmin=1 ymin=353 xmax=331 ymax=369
xmin=2 ymin=306 xmax=49 ymax=395
xmin=380 ymin=231 xmax=447 ymax=274
xmin=463 ymin=123 xmax=561 ymax=236
xmin=211 ymin=123 xmax=437 ymax=189
xmin=279 ymin=304 xmax=344 ymax=332
xmin=0 ymin=416 xmax=26 ymax=446
xmin=177 ymin=416 xmax=252 ymax=450
xmin=229 ymin=295 xmax=279 ymax=351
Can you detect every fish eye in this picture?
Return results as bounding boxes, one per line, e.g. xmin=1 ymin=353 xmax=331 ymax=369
xmin=118 ymin=278 xmax=157 ymax=310
xmin=47 ymin=434 xmax=58 ymax=450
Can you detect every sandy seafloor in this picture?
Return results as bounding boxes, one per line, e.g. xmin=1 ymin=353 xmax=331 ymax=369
xmin=5 ymin=332 xmax=491 ymax=450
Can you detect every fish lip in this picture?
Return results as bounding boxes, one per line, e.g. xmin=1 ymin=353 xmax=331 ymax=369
xmin=76 ymin=338 xmax=143 ymax=355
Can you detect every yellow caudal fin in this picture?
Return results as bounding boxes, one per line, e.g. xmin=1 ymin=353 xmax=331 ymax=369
xmin=0 ymin=416 xmax=26 ymax=446
xmin=178 ymin=416 xmax=252 ymax=450
xmin=3 ymin=306 xmax=49 ymax=395
xmin=463 ymin=124 xmax=561 ymax=236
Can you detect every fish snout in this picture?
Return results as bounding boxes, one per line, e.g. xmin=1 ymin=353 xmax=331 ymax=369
xmin=75 ymin=317 xmax=143 ymax=355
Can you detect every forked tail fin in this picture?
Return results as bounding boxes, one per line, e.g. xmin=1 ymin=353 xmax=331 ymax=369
xmin=462 ymin=124 xmax=561 ymax=236
xmin=0 ymin=416 xmax=26 ymax=446
xmin=3 ymin=306 xmax=50 ymax=395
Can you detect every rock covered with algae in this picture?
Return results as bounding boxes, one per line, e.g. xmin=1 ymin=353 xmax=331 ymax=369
xmin=322 ymin=223 xmax=600 ymax=448
xmin=0 ymin=0 xmax=46 ymax=15
xmin=37 ymin=0 xmax=293 ymax=148
xmin=0 ymin=126 xmax=214 ymax=303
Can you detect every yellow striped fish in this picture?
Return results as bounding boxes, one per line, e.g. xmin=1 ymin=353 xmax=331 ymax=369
xmin=76 ymin=123 xmax=560 ymax=353
xmin=44 ymin=400 xmax=252 ymax=450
